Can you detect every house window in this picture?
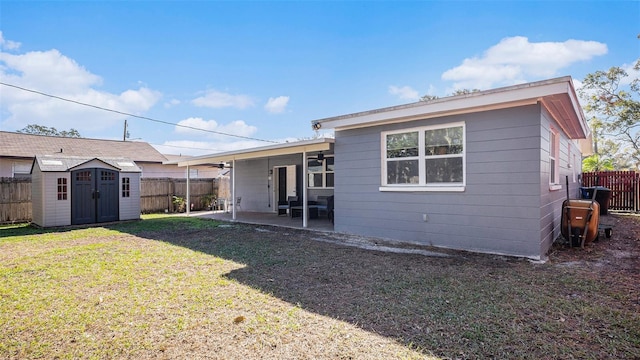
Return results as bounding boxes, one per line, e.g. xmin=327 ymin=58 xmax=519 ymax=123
xmin=12 ymin=163 xmax=31 ymax=179
xmin=189 ymin=168 xmax=199 ymax=179
xmin=122 ymin=177 xmax=130 ymax=197
xmin=307 ymin=156 xmax=334 ymax=188
xmin=57 ymin=178 xmax=67 ymax=200
xmin=381 ymin=122 xmax=465 ymax=191
xmin=549 ymin=128 xmax=560 ymax=186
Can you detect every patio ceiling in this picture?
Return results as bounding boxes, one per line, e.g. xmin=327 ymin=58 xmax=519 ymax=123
xmin=168 ymin=137 xmax=335 ymax=167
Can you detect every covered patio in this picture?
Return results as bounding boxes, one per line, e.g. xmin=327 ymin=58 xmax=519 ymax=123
xmin=188 ymin=210 xmax=335 ymax=232
xmin=168 ymin=138 xmax=335 ymax=230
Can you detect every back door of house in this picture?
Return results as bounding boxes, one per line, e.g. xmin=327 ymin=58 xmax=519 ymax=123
xmin=276 ymin=165 xmax=297 ymax=203
xmin=71 ymin=168 xmax=119 ymax=225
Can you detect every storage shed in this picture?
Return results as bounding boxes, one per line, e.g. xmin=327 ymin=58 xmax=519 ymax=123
xmin=31 ymin=155 xmax=141 ymax=227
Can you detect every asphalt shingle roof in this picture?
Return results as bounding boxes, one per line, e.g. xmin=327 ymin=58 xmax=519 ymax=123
xmin=0 ymin=131 xmax=168 ymax=163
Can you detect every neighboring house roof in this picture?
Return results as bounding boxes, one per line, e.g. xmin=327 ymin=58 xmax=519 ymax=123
xmin=312 ymin=76 xmax=589 ymax=140
xmin=0 ymin=131 xmax=168 ymax=163
xmin=162 ymin=154 xmax=192 ymax=162
xmin=32 ymin=155 xmax=142 ymax=173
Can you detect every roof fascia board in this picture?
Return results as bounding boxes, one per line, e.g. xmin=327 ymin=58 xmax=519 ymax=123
xmin=333 ymin=99 xmax=538 ymax=131
xmin=68 ymin=158 xmax=120 ymax=171
xmin=316 ymin=79 xmax=572 ymax=130
xmin=176 ymin=139 xmax=334 ymax=167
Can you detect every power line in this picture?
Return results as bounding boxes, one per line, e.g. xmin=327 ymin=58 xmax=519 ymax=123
xmin=149 ymin=142 xmax=221 ymax=151
xmin=0 ymin=82 xmax=279 ymax=144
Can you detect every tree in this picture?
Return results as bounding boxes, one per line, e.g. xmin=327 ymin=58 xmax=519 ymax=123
xmin=450 ymin=89 xmax=481 ymax=96
xmin=17 ymin=124 xmax=81 ymax=138
xmin=420 ymin=94 xmax=438 ymax=102
xmin=579 ymin=60 xmax=640 ymax=170
xmin=419 ymin=89 xmax=481 ymax=102
xmin=582 ymin=154 xmax=614 ymax=172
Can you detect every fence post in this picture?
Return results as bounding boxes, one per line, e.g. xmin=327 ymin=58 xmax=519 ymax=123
xmin=636 ymin=172 xmax=640 ymax=212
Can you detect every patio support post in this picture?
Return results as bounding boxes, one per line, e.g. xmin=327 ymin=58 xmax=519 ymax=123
xmin=186 ymin=165 xmax=190 ymax=215
xmin=302 ymin=150 xmax=308 ymax=228
xmin=232 ymin=159 xmax=236 ymax=220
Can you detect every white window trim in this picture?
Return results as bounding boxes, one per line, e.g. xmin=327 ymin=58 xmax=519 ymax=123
xmin=12 ymin=162 xmax=31 ymax=178
xmin=549 ymin=127 xmax=560 ymax=190
xmin=307 ymin=155 xmax=335 ymax=189
xmin=380 ymin=122 xmax=466 ymax=192
xmin=122 ymin=177 xmax=131 ymax=198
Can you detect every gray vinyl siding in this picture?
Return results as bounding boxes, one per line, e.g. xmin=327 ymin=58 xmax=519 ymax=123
xmin=42 ymin=172 xmax=71 ymax=227
xmin=31 ymin=166 xmax=44 ymax=226
xmin=334 ymin=105 xmax=546 ymax=259
xmin=539 ymin=107 xmax=583 ymax=255
xmin=119 ymin=173 xmax=141 ymax=221
xmin=233 ymin=154 xmax=302 ymax=212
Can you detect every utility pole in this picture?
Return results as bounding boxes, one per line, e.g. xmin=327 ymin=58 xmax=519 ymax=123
xmin=123 ymin=119 xmax=128 ymax=141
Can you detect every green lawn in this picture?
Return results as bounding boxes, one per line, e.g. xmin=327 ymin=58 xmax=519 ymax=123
xmin=1 ymin=214 xmax=638 ymax=359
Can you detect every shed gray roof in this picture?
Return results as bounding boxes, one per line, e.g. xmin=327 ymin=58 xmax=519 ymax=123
xmin=0 ymin=131 xmax=168 ymax=163
xmin=32 ymin=155 xmax=142 ymax=173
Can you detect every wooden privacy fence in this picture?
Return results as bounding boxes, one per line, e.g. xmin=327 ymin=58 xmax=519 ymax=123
xmin=140 ymin=178 xmax=219 ymax=213
xmin=582 ymin=171 xmax=639 ymax=212
xmin=0 ymin=177 xmax=32 ymax=223
xmin=0 ymin=177 xmax=221 ymax=223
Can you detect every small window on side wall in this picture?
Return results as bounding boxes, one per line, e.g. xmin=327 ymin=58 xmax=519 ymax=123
xmin=57 ymin=178 xmax=67 ymax=200
xmin=549 ymin=128 xmax=560 ymax=186
xmin=122 ymin=177 xmax=131 ymax=197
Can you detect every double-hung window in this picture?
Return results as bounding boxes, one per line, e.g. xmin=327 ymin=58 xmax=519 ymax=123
xmin=307 ymin=156 xmax=334 ymax=188
xmin=381 ymin=122 xmax=465 ymax=191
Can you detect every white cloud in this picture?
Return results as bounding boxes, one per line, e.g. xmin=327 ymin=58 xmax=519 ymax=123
xmin=174 ymin=117 xmax=258 ymax=140
xmin=191 ymin=90 xmax=254 ymax=109
xmin=264 ymin=96 xmax=289 ymax=114
xmin=0 ymin=31 xmax=21 ymax=50
xmin=442 ymin=36 xmax=608 ymax=90
xmin=0 ymin=43 xmax=162 ymax=135
xmin=1 ymin=49 xmax=102 ymax=94
xmin=164 ymin=99 xmax=181 ymax=108
xmin=621 ymin=60 xmax=640 ymax=86
xmin=388 ymin=85 xmax=419 ymax=101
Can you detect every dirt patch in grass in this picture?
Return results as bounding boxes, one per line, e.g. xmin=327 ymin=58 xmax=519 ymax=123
xmin=1 ymin=214 xmax=638 ymax=359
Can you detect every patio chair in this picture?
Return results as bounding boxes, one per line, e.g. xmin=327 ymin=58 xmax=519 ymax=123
xmin=316 ymin=195 xmax=330 ymax=216
xmin=229 ymin=197 xmax=241 ymax=212
xmin=278 ymin=196 xmax=298 ymax=216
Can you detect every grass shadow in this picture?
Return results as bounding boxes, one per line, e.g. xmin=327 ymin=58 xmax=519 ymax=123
xmin=102 ymin=215 xmax=640 ymax=358
xmin=5 ymin=215 xmax=637 ymax=358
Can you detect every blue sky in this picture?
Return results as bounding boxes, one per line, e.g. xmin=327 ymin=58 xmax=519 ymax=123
xmin=1 ymin=1 xmax=638 ymax=155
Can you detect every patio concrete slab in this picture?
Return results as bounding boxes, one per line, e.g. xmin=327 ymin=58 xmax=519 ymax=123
xmin=185 ymin=210 xmax=334 ymax=232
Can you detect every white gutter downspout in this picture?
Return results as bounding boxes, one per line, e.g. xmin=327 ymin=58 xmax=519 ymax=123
xmin=302 ymin=150 xmax=308 ymax=228
xmin=186 ymin=165 xmax=190 ymax=215
xmin=232 ymin=159 xmax=236 ymax=221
